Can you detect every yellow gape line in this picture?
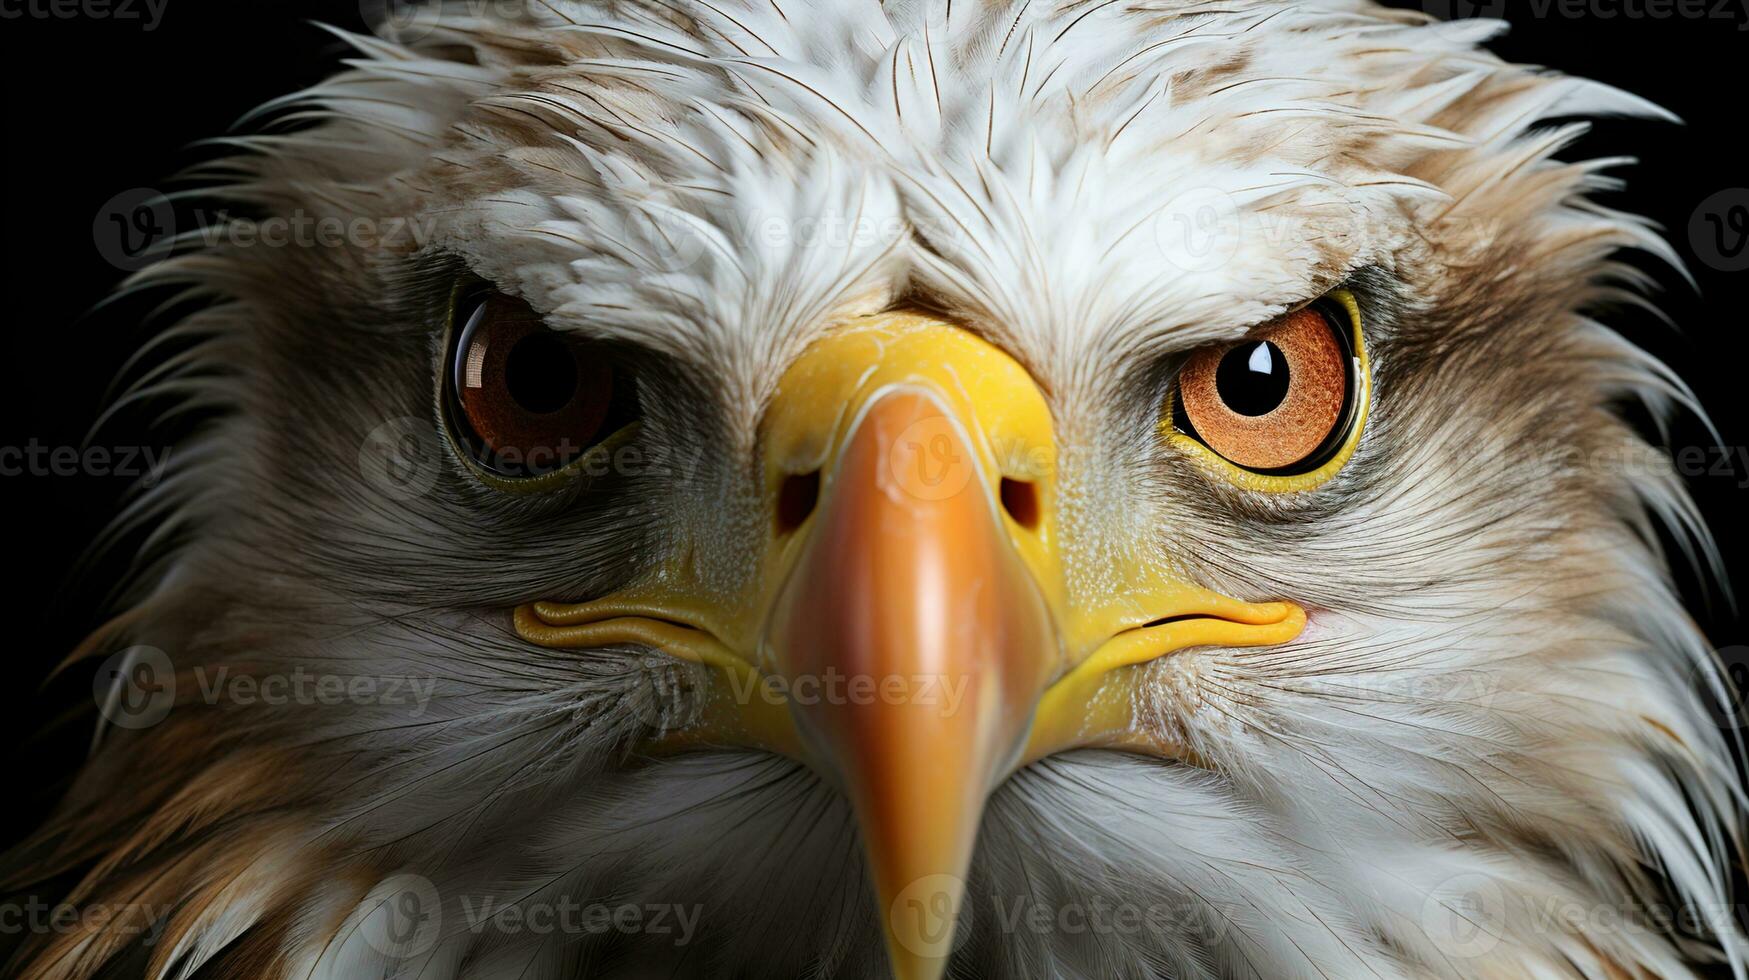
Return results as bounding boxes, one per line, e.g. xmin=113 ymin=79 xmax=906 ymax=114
xmin=1026 ymin=601 xmax=1305 ymax=764
xmin=512 ymin=604 xmax=801 ymax=755
xmin=512 ymin=311 xmax=1310 ymax=980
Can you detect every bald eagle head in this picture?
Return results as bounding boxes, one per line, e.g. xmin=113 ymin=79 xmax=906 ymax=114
xmin=6 ymin=2 xmax=1743 ymax=978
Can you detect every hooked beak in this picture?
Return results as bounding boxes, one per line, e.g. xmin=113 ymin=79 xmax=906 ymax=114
xmin=513 ymin=313 xmax=1304 ymax=980
xmin=766 ymin=385 xmax=1057 ymax=977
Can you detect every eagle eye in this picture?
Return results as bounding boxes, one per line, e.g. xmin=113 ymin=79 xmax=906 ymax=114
xmin=443 ymin=284 xmax=638 ymax=481
xmin=1168 ymin=291 xmax=1368 ymax=485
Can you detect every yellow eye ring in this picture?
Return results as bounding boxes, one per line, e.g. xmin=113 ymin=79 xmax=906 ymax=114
xmin=1162 ymin=288 xmax=1371 ymax=494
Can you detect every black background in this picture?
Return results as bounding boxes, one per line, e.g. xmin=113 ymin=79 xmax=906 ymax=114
xmin=1 ymin=0 xmax=1747 ymax=962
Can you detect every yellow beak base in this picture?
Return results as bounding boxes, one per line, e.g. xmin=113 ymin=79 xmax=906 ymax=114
xmin=512 ymin=313 xmax=1305 ymax=980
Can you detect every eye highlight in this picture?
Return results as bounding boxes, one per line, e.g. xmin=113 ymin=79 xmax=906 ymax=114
xmin=443 ymin=284 xmax=638 ymax=482
xmin=1166 ymin=290 xmax=1368 ymax=490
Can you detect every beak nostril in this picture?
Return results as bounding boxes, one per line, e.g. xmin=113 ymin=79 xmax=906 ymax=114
xmin=776 ymin=470 xmax=821 ymax=533
xmin=999 ymin=477 xmax=1040 ymax=530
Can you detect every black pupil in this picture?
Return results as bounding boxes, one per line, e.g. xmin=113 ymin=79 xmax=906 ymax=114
xmin=1214 ymin=341 xmax=1289 ymax=416
xmin=504 ymin=332 xmax=579 ymax=414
